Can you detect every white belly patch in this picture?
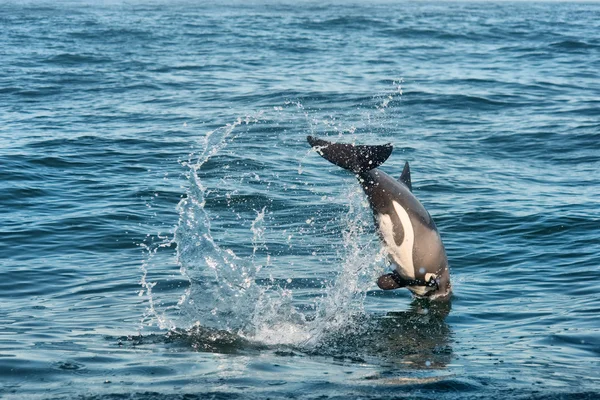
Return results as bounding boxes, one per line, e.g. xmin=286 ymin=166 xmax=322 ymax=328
xmin=378 ymin=201 xmax=415 ymax=279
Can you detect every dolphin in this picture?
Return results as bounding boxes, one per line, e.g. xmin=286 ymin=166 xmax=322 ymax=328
xmin=307 ymin=136 xmax=451 ymax=300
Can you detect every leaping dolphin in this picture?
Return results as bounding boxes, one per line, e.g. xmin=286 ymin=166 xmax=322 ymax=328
xmin=307 ymin=136 xmax=451 ymax=300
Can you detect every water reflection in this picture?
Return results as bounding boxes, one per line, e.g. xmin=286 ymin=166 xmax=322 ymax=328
xmin=379 ymin=298 xmax=452 ymax=369
xmin=308 ymin=298 xmax=453 ymax=371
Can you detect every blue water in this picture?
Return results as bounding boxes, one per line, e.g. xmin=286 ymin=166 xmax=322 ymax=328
xmin=1 ymin=1 xmax=600 ymax=398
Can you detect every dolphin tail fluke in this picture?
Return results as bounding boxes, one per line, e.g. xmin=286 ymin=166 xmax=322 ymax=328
xmin=307 ymin=135 xmax=393 ymax=173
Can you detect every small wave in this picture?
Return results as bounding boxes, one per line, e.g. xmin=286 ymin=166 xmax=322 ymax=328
xmin=116 ymin=327 xmax=265 ymax=354
xmin=1 ymin=186 xmax=49 ymax=202
xmin=405 ymin=91 xmax=519 ymax=110
xmin=550 ymin=40 xmax=599 ymax=50
xmin=0 ymin=87 xmax=21 ymax=94
xmin=10 ymin=86 xmax=62 ymax=98
xmin=25 ymin=135 xmax=185 ymax=152
xmin=367 ymin=376 xmax=480 ymax=392
xmin=381 ymin=27 xmax=475 ymax=41
xmin=296 ymin=16 xmax=389 ymax=30
xmin=68 ymin=27 xmax=152 ymax=41
xmin=44 ymin=53 xmax=112 ymax=65
xmin=548 ymin=334 xmax=600 ymax=356
xmin=29 ymin=155 xmax=88 ymax=169
xmin=151 ymin=64 xmax=208 ymax=73
xmin=168 ymin=326 xmax=265 ymax=353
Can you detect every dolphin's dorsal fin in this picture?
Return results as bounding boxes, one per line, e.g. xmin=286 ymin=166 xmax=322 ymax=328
xmin=399 ymin=161 xmax=412 ymax=191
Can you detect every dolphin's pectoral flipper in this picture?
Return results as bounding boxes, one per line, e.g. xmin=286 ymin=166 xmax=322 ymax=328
xmin=399 ymin=161 xmax=412 ymax=191
xmin=377 ymin=270 xmax=440 ymax=293
xmin=377 ymin=273 xmax=405 ymax=290
xmin=307 ymin=135 xmax=393 ymax=173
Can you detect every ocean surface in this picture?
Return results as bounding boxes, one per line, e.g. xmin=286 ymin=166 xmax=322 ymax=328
xmin=1 ymin=1 xmax=599 ymax=399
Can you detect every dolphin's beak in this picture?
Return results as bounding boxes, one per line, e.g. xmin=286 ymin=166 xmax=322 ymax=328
xmin=377 ymin=274 xmax=402 ymax=290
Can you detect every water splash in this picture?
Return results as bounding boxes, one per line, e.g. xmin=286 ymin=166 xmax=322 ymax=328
xmin=304 ymin=188 xmax=383 ymax=346
xmin=139 ymin=238 xmax=178 ymax=331
xmin=238 ymin=186 xmax=380 ymax=347
xmin=174 ymin=118 xmax=261 ymax=332
xmin=141 ymin=95 xmax=398 ymax=347
xmin=138 ymin=118 xmax=248 ymax=331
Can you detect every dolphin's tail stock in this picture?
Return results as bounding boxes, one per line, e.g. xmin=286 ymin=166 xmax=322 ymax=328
xmin=307 ymin=136 xmax=393 ymax=173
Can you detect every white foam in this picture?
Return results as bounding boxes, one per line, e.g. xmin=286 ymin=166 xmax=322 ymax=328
xmin=246 ymin=322 xmax=312 ymax=346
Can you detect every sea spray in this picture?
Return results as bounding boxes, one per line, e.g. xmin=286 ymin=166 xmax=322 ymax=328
xmin=174 ymin=119 xmax=261 ymax=332
xmin=139 ymin=240 xmax=177 ymax=330
xmin=303 ymin=186 xmax=381 ymax=346
xmin=138 ymin=119 xmax=246 ymax=331
xmin=176 ymin=128 xmax=380 ymax=345
xmin=141 ymin=94 xmax=400 ymax=346
xmin=238 ymin=186 xmax=380 ymax=347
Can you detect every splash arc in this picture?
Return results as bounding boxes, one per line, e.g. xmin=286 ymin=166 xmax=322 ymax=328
xmin=307 ymin=135 xmax=451 ymax=300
